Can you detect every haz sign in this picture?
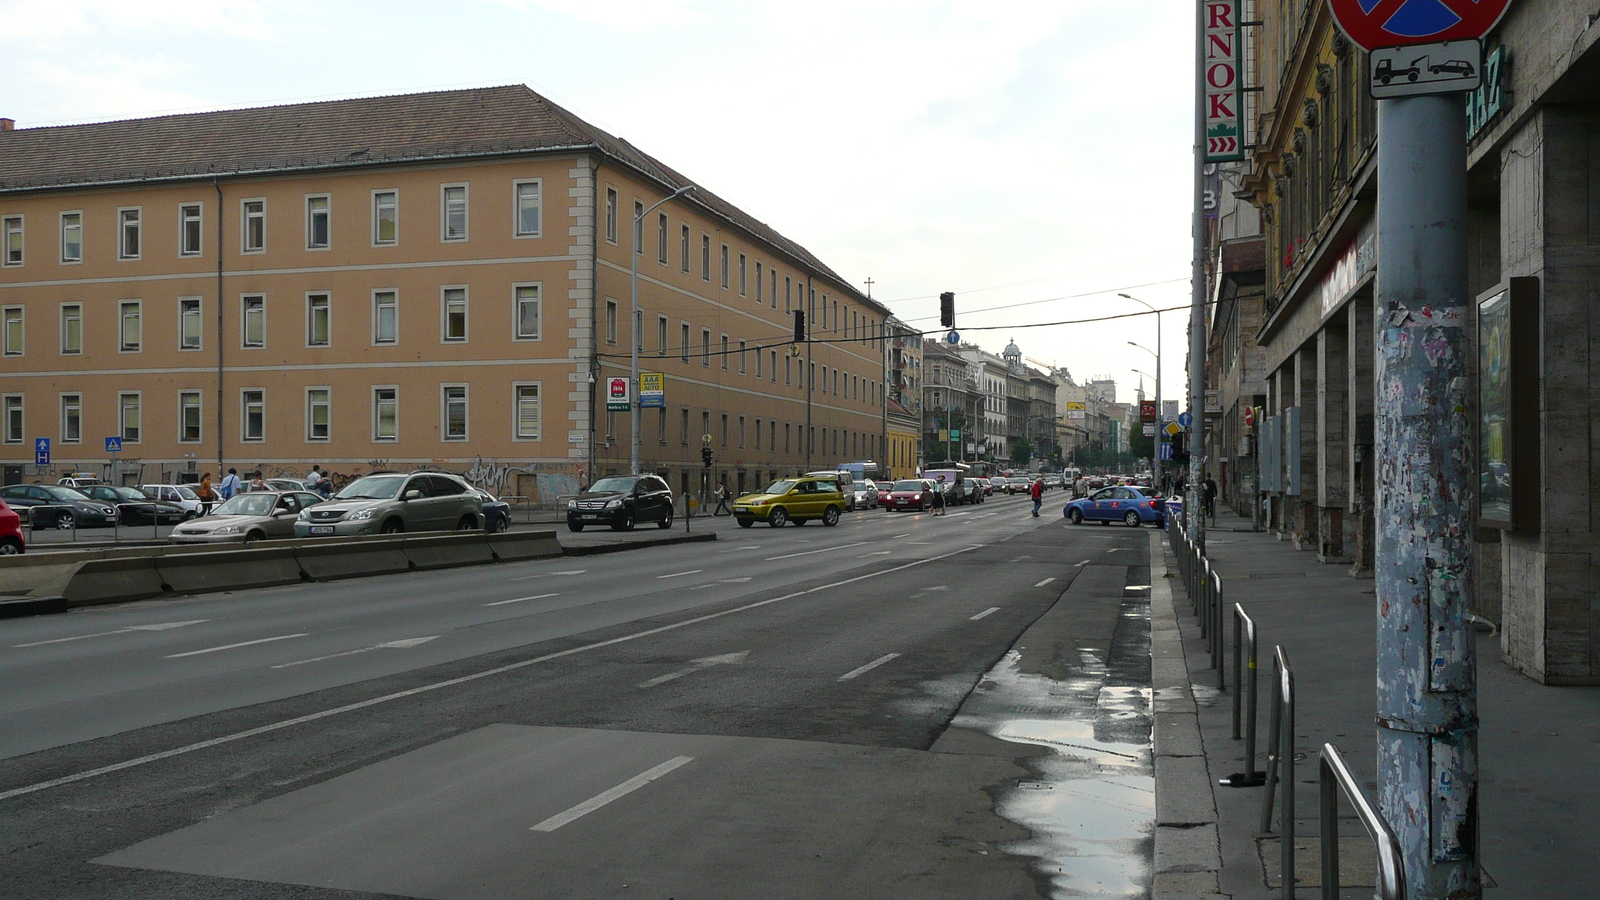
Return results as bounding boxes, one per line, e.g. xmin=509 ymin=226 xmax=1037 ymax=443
xmin=1205 ymin=0 xmax=1244 ymax=162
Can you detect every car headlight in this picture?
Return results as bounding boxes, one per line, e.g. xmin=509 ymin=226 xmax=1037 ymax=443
xmin=605 ymin=498 xmax=623 ymax=509
xmin=213 ymin=525 xmax=241 ymax=535
xmin=348 ymin=508 xmax=377 ymax=520
xmin=567 ymin=499 xmax=577 ymax=510
xmin=100 ymin=507 xmax=116 ymax=516
xmin=297 ymin=509 xmax=311 ymax=521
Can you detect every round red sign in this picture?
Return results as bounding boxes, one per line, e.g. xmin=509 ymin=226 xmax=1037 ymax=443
xmin=1328 ymin=0 xmax=1510 ymax=51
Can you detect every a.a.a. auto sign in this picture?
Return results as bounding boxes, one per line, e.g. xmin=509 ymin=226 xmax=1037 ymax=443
xmin=1328 ymin=0 xmax=1511 ymax=52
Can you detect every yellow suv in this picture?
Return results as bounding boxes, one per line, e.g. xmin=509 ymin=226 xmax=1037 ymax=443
xmin=733 ymin=476 xmax=846 ymax=528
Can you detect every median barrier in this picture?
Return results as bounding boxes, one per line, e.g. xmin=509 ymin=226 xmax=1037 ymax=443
xmin=294 ymin=540 xmax=413 ymax=581
xmin=402 ymin=533 xmax=498 ymax=570
xmin=155 ymin=546 xmax=304 ymax=595
xmin=0 ymin=594 xmax=68 ymax=618
xmin=485 ymin=529 xmax=563 ymax=562
xmin=60 ymin=557 xmax=167 ymax=606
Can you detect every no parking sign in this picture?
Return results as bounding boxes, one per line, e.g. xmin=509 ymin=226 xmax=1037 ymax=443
xmin=1328 ymin=0 xmax=1510 ymax=51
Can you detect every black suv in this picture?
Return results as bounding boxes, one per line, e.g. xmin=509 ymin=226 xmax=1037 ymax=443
xmin=567 ymin=474 xmax=675 ymax=531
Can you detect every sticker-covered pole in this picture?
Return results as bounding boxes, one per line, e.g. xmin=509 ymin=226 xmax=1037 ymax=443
xmin=1187 ymin=0 xmax=1207 ymax=546
xmin=1374 ymin=91 xmax=1479 ymax=900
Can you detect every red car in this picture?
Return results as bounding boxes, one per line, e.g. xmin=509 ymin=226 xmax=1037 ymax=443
xmin=876 ymin=482 xmax=894 ymax=506
xmin=0 ymin=497 xmax=24 ymax=554
xmin=885 ymin=479 xmax=936 ymax=512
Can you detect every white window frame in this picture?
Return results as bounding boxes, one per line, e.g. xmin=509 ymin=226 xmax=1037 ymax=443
xmin=372 ymin=189 xmax=399 ymax=246
xmin=2 ymin=306 xmax=22 ymax=356
xmin=178 ymin=390 xmax=202 ymax=443
xmin=241 ymin=389 xmax=265 ymax=442
xmin=512 ymin=382 xmax=542 ymax=441
xmin=372 ymin=385 xmax=399 ymax=442
xmin=2 ymin=215 xmax=23 ymax=267
xmin=513 ymin=179 xmax=542 ymax=238
xmin=441 ymin=183 xmax=469 ymax=242
xmin=720 ymin=333 xmax=729 ymax=371
xmin=633 ymin=200 xmax=644 ymax=253
xmin=442 ymin=286 xmax=469 ymax=343
xmin=701 ymin=234 xmax=710 ymax=281
xmin=738 ymin=339 xmax=746 ymax=374
xmin=701 ymin=329 xmax=710 ymax=368
xmin=305 ymin=387 xmax=331 ymax=442
xmin=657 ymin=315 xmax=668 ymax=356
xmin=59 ymin=211 xmax=82 ymax=264
xmin=59 ymin=393 xmax=81 ymax=444
xmin=738 ymin=253 xmax=747 ymax=296
xmin=241 ymin=294 xmax=266 ymax=348
xmin=720 ymin=244 xmax=729 ymax=289
xmin=657 ymin=212 xmax=668 ymax=264
xmin=680 ymin=224 xmax=690 ymax=273
xmin=513 ymin=283 xmax=541 ymax=341
xmin=2 ymin=394 xmax=21 ymax=444
xmin=605 ymin=299 xmax=618 ymax=345
xmin=178 ymin=297 xmax=202 ymax=350
xmin=372 ymin=289 xmax=398 ymax=345
xmin=441 ymin=383 xmax=469 ymax=441
xmin=56 ymin=302 xmax=80 ymax=356
xmin=305 ymin=293 xmax=331 ymax=347
xmin=118 ymin=300 xmax=142 ymax=353
xmin=118 ymin=391 xmax=142 ymax=443
xmin=604 ymin=187 xmax=618 ymax=244
xmin=179 ymin=203 xmax=203 ymax=257
xmin=755 ymin=261 xmax=763 ymax=302
xmin=242 ymin=198 xmax=266 ymax=253
xmin=305 ymin=194 xmax=330 ymax=250
xmin=118 ymin=207 xmax=141 ymax=260
xmin=680 ymin=322 xmax=690 ymax=362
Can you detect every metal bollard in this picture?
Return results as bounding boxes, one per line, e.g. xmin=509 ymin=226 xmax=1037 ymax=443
xmin=1212 ymin=569 xmax=1224 ymax=683
xmin=1319 ymin=743 xmax=1407 ymax=900
xmin=1220 ymin=604 xmax=1264 ymax=787
xmin=1259 ymin=645 xmax=1297 ymax=898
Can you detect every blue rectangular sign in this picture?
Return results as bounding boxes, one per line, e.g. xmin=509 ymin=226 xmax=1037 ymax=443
xmin=104 ymin=436 xmax=122 ymax=453
xmin=34 ymin=437 xmax=49 ymax=465
xmin=1158 ymin=441 xmax=1173 ymax=461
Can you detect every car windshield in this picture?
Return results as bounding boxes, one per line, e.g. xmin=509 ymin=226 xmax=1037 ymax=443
xmin=762 ymin=480 xmax=797 ymax=495
xmin=111 ymin=487 xmax=148 ymax=501
xmin=214 ymin=494 xmax=278 ymax=516
xmin=588 ymin=476 xmax=639 ymax=494
xmin=43 ymin=486 xmax=90 ymax=501
xmin=891 ymin=480 xmax=924 ymax=491
xmin=334 ymin=475 xmax=407 ymax=500
xmin=175 ymin=486 xmax=200 ymax=500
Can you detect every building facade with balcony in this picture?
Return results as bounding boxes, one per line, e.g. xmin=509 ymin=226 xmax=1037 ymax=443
xmin=921 ymin=339 xmax=976 ymax=465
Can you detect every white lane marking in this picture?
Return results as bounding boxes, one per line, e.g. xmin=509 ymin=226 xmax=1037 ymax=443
xmin=509 ymin=570 xmax=586 ymax=581
xmin=1035 ymin=577 xmax=1057 ymax=587
xmin=484 ymin=592 xmax=561 ymax=607
xmin=719 ymin=546 xmax=761 ymax=552
xmin=970 ymin=607 xmax=1001 ymax=620
xmin=1076 ymin=559 xmax=1093 ymax=567
xmin=1009 ymin=555 xmax=1034 ymax=562
xmin=272 ymin=636 xmax=439 ymax=669
xmin=718 ymin=577 xmax=753 ymax=583
xmin=656 ymin=569 xmax=703 ymax=579
xmin=638 ymin=651 xmax=749 ymax=688
xmin=839 ymin=653 xmax=900 ymax=681
xmin=1125 ymin=585 xmax=1151 ymax=591
xmin=14 ymin=619 xmax=210 ymax=648
xmin=973 ymin=513 xmax=998 ymax=519
xmin=858 ymin=551 xmax=892 ymax=558
xmin=907 ymin=541 xmax=934 ymax=545
xmin=924 ymin=585 xmax=949 ymax=592
xmin=0 ymin=545 xmax=983 ymax=803
xmin=530 ymin=756 xmax=694 ymax=832
xmin=765 ymin=542 xmax=868 ymax=561
xmin=890 ymin=533 xmax=911 ymax=539
xmin=165 ymin=634 xmax=309 ymax=659
xmin=1107 ymin=548 xmax=1124 ymax=553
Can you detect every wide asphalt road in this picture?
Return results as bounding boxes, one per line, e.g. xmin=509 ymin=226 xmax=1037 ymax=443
xmin=1 ymin=490 xmax=1157 ymax=899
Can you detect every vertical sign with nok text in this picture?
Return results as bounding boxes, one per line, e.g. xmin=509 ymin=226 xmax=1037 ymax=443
xmin=1204 ymin=0 xmax=1243 ymax=162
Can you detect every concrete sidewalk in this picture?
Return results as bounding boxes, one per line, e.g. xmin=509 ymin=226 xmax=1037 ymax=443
xmin=1152 ymin=510 xmax=1600 ymax=898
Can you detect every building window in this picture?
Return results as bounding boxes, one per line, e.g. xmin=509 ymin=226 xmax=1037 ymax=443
xmin=701 ymin=234 xmax=710 ymax=281
xmin=2 ymin=307 xmax=21 ymax=356
xmin=2 ymin=395 xmax=20 ymax=443
xmin=2 ymin=216 xmax=21 ymax=266
xmin=118 ymin=208 xmax=141 ymax=259
xmin=515 ymin=180 xmax=541 ymax=236
xmin=60 ymin=212 xmax=81 ymax=263
xmin=605 ymin=188 xmax=618 ymax=244
xmin=443 ymin=287 xmax=468 ymax=342
xmin=373 ymin=290 xmax=398 ymax=345
xmin=720 ymin=413 xmax=728 ymax=448
xmin=179 ymin=391 xmax=202 ymax=443
xmin=178 ymin=298 xmax=202 ymax=350
xmin=657 ymin=406 xmax=667 ymax=443
xmin=243 ymin=199 xmax=266 ymax=252
xmin=738 ymin=415 xmax=746 ymax=449
xmin=442 ymin=184 xmax=468 ymax=241
xmin=373 ymin=190 xmax=398 ymax=245
xmin=306 ymin=388 xmax=330 ymax=441
xmin=680 ymin=407 xmax=689 ymax=445
xmin=785 ymin=423 xmax=791 ymax=453
xmin=305 ymin=195 xmax=329 ymax=249
xmin=680 ymin=224 xmax=690 ymax=272
xmin=119 ymin=393 xmax=141 ymax=442
xmin=60 ymin=394 xmax=81 ymax=443
xmin=738 ymin=339 xmax=746 ymax=374
xmin=719 ymin=334 xmax=729 ymax=370
xmin=738 ymin=253 xmax=747 ymax=295
xmin=784 ymin=276 xmax=792 ymax=313
xmin=769 ymin=350 xmax=777 ymax=382
xmin=785 ymin=354 xmax=791 ymax=385
xmin=179 ymin=203 xmax=203 ymax=256
xmin=119 ymin=301 xmax=141 ymax=352
xmin=514 ymin=284 xmax=541 ymax=340
xmin=242 ymin=295 xmax=265 ymax=348
xmin=373 ymin=387 xmax=398 ymax=441
xmin=771 ymin=270 xmax=778 ymax=309
xmin=633 ymin=200 xmax=644 ymax=252
xmin=720 ymin=244 xmax=729 ymax=288
xmin=657 ymin=315 xmax=668 ymax=355
xmin=60 ymin=304 xmax=81 ymax=355
xmin=657 ymin=212 xmax=668 ymax=264
xmin=755 ymin=344 xmax=762 ymax=379
xmin=755 ymin=262 xmax=762 ymax=302
xmin=515 ymin=383 xmax=541 ymax=440
xmin=680 ymin=323 xmax=690 ymax=362
xmin=605 ymin=300 xmax=618 ymax=344
xmin=306 ymin=293 xmax=330 ymax=347
xmin=242 ymin=390 xmax=264 ymax=441
xmin=442 ymin=384 xmax=468 ymax=440
xmin=755 ymin=417 xmax=762 ymax=450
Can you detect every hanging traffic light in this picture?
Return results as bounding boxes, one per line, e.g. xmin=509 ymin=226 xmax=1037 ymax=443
xmin=701 ymin=446 xmax=714 ymax=468
xmin=939 ymin=292 xmax=955 ymax=328
xmin=792 ymin=309 xmax=806 ymax=343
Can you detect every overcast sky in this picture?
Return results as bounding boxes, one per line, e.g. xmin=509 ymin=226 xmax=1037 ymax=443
xmin=3 ymin=0 xmax=1196 ymax=405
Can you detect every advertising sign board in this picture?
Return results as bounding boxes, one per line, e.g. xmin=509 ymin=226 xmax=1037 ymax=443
xmin=605 ymin=376 xmax=630 ymax=412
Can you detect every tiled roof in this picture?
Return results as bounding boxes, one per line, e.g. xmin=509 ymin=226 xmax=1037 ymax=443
xmin=0 ymin=85 xmax=880 ymax=312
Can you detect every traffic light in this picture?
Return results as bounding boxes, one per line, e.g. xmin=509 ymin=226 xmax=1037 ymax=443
xmin=939 ymin=291 xmax=955 ymax=328
xmin=792 ymin=309 xmax=806 ymax=343
xmin=701 ymin=446 xmax=714 ymax=468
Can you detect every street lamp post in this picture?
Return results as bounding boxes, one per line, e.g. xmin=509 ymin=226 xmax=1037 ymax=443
xmin=631 ymin=184 xmax=695 ymax=474
xmin=1119 ymin=293 xmax=1162 ymax=491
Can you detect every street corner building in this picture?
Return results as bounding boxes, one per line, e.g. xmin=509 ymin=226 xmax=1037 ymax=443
xmin=1204 ymin=2 xmax=1600 ymax=683
xmin=0 ymin=86 xmax=893 ymax=505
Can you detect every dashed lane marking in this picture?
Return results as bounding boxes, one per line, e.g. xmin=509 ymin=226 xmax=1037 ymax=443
xmin=165 ymin=634 xmax=309 ymax=659
xmin=1035 ymin=577 xmax=1056 ymax=587
xmin=484 ymin=593 xmax=561 ymax=607
xmin=530 ymin=756 xmax=695 ymax=832
xmin=838 ymin=653 xmax=901 ymax=681
xmin=656 ymin=569 xmax=704 ymax=579
xmin=970 ymin=607 xmax=1001 ymax=620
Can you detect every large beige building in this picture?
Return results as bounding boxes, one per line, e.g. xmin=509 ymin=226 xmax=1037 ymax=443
xmin=0 ymin=87 xmax=890 ymax=503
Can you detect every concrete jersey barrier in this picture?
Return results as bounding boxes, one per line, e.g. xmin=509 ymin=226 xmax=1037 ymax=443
xmin=156 ymin=546 xmax=304 ymax=595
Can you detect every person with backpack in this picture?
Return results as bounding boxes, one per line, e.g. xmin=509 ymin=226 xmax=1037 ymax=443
xmin=218 ymin=468 xmax=241 ymax=500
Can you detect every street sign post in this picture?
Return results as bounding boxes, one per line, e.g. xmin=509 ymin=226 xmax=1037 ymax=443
xmin=639 ymin=373 xmax=665 ymax=409
xmin=1329 ymin=0 xmax=1509 ymax=51
xmin=605 ymin=376 xmax=630 ymax=412
xmin=104 ymin=436 xmax=122 ymax=453
xmin=1177 ymin=411 xmax=1193 ymax=429
xmin=34 ymin=437 xmax=50 ymax=466
xmin=1370 ymin=39 xmax=1481 ymax=98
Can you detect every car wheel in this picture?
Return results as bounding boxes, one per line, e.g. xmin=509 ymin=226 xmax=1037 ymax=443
xmin=456 ymin=515 xmax=477 ymax=531
xmin=568 ymin=522 xmax=585 ymax=532
xmin=615 ymin=509 xmax=635 ymax=532
xmin=0 ymin=538 xmax=21 ymax=555
xmin=768 ymin=507 xmax=788 ymax=527
xmin=381 ymin=519 xmax=404 ymax=535
xmin=1125 ymin=510 xmax=1142 ymax=527
xmin=493 ymin=517 xmax=510 ymax=533
xmin=182 ymin=510 xmax=197 ymax=521
xmin=55 ymin=511 xmax=75 ymax=531
xmin=243 ymin=530 xmax=266 ymax=546
xmin=658 ymin=508 xmax=674 ymax=529
xmin=1069 ymin=508 xmax=1083 ymax=525
xmin=737 ymin=518 xmax=754 ymax=528
xmin=822 ymin=506 xmax=841 ymax=526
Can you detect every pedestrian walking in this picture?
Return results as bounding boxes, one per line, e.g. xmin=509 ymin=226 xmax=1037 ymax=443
xmin=713 ymin=481 xmax=731 ymax=516
xmin=306 ymin=465 xmax=329 ymax=498
xmin=1203 ymin=475 xmax=1218 ymax=521
xmin=219 ymin=468 xmax=241 ymax=500
xmin=1030 ymin=476 xmax=1044 ymax=517
xmin=249 ymin=472 xmax=267 ymax=492
xmin=195 ymin=473 xmax=217 ymax=515
xmin=931 ymin=479 xmax=946 ymax=516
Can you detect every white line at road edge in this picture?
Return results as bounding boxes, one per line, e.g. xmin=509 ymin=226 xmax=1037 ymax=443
xmin=530 ymin=756 xmax=694 ymax=832
xmin=1035 ymin=577 xmax=1056 ymax=587
xmin=164 ymin=634 xmax=309 ymax=659
xmin=838 ymin=653 xmax=900 ymax=681
xmin=484 ymin=593 xmax=561 ymax=607
xmin=970 ymin=607 xmax=1001 ymax=621
xmin=764 ymin=541 xmax=868 ymax=561
xmin=0 ymin=544 xmax=984 ymax=803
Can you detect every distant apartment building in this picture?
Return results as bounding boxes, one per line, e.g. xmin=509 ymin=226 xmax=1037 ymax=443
xmin=0 ymin=86 xmax=890 ymax=502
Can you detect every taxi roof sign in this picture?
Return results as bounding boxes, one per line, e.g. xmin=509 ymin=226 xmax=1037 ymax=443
xmin=1329 ymin=0 xmax=1510 ymax=52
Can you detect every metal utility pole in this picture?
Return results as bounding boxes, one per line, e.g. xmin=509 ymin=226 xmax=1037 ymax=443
xmin=1187 ymin=0 xmax=1207 ymax=545
xmin=630 ymin=184 xmax=694 ymax=475
xmin=1373 ymin=92 xmax=1479 ymax=899
xmin=1122 ymin=291 xmax=1163 ymax=490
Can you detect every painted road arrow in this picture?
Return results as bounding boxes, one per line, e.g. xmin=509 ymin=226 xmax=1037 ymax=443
xmin=638 ymin=651 xmax=750 ymax=688
xmin=271 ymin=636 xmax=439 ymax=669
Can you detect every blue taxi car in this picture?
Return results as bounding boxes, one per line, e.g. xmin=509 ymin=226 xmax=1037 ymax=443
xmin=1063 ymin=485 xmax=1165 ymax=527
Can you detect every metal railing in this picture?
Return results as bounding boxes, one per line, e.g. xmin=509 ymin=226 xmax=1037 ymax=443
xmin=1319 ymin=742 xmax=1407 ymax=900
xmin=1221 ymin=603 xmax=1264 ymax=787
xmin=1259 ymin=644 xmax=1297 ymax=898
xmin=25 ymin=505 xmax=78 ymax=542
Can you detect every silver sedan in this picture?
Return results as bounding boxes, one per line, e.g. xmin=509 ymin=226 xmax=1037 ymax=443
xmin=852 ymin=480 xmax=880 ymax=510
xmin=168 ymin=491 xmax=323 ymax=544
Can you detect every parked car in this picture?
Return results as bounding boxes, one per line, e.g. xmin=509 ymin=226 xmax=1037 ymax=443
xmin=984 ymin=477 xmax=1003 ymax=495
xmin=138 ymin=483 xmax=207 ymax=519
xmin=566 ymin=473 xmax=674 ymax=532
xmin=474 ymin=488 xmax=511 ymax=533
xmin=0 ymin=484 xmax=117 ymax=529
xmin=170 ymin=491 xmax=324 ymax=544
xmin=296 ymin=472 xmax=483 ymax=537
xmin=805 ymin=470 xmax=857 ymax=510
xmin=884 ymin=479 xmax=936 ymax=512
xmin=851 ymin=479 xmax=880 ymax=510
xmin=56 ymin=473 xmax=105 ymax=489
xmin=732 ymin=476 xmax=847 ymax=527
xmin=1063 ymin=485 xmax=1166 ymax=527
xmin=244 ymin=478 xmax=312 ymax=493
xmin=77 ymin=485 xmax=189 ymax=525
xmin=0 ymin=497 xmax=23 ymax=554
